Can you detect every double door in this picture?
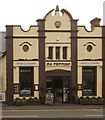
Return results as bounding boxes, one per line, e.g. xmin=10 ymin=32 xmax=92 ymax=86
xmin=46 ymin=76 xmax=69 ymax=103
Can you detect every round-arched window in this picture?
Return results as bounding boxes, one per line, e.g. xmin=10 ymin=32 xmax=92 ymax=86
xmin=87 ymin=45 xmax=93 ymax=52
xmin=23 ymin=45 xmax=29 ymax=52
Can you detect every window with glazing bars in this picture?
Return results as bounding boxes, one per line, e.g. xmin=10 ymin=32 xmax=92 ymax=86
xmin=63 ymin=47 xmax=67 ymax=59
xmin=48 ymin=47 xmax=53 ymax=59
xmin=56 ymin=47 xmax=60 ymax=59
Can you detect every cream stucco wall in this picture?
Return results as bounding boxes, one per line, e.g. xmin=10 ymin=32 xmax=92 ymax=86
xmin=0 ymin=56 xmax=6 ymax=101
xmin=78 ymin=39 xmax=102 ymax=60
xmin=77 ymin=91 xmax=82 ymax=97
xmin=77 ymin=67 xmax=82 ymax=84
xmin=13 ymin=26 xmax=38 ymax=36
xmin=46 ymin=66 xmax=71 ymax=72
xmin=45 ymin=32 xmax=71 ymax=43
xmin=13 ymin=38 xmax=39 ymax=60
xmin=45 ymin=11 xmax=71 ymax=30
xmin=13 ymin=67 xmax=19 ymax=83
xmin=78 ymin=27 xmax=102 ymax=37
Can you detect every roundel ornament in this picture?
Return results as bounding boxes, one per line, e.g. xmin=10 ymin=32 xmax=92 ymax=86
xmin=54 ymin=21 xmax=61 ymax=28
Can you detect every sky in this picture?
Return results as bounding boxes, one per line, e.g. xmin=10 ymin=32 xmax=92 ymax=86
xmin=0 ymin=0 xmax=105 ymax=31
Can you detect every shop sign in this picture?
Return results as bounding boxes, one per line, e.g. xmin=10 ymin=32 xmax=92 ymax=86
xmin=46 ymin=62 xmax=71 ymax=66
xmin=14 ymin=61 xmax=39 ymax=66
xmin=78 ymin=61 xmax=103 ymax=66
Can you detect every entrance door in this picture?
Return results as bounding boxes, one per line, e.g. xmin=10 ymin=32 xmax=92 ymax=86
xmin=53 ymin=77 xmax=62 ymax=103
xmin=46 ymin=76 xmax=69 ymax=103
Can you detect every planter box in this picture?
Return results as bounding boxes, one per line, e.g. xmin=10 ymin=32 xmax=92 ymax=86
xmin=92 ymin=99 xmax=104 ymax=105
xmin=80 ymin=99 xmax=104 ymax=105
xmin=26 ymin=101 xmax=40 ymax=105
xmin=80 ymin=99 xmax=92 ymax=105
xmin=15 ymin=100 xmax=40 ymax=106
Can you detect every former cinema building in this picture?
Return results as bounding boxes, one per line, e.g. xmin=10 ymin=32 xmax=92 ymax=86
xmin=1 ymin=6 xmax=105 ymax=104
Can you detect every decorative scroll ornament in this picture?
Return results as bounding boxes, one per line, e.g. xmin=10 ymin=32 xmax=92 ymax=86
xmin=54 ymin=21 xmax=61 ymax=28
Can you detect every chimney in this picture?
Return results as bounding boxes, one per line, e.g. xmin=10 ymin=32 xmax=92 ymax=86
xmin=90 ymin=17 xmax=101 ymax=30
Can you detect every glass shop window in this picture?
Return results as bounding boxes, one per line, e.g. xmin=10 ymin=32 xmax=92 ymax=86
xmin=19 ymin=67 xmax=33 ymax=96
xmin=82 ymin=67 xmax=96 ymax=96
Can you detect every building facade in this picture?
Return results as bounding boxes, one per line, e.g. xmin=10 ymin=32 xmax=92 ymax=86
xmin=1 ymin=6 xmax=105 ymax=104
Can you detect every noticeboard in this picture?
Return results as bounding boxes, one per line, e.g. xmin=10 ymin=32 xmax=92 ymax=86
xmin=45 ymin=93 xmax=54 ymax=105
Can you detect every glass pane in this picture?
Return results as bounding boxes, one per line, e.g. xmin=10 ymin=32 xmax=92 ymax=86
xmin=82 ymin=67 xmax=96 ymax=96
xmin=48 ymin=47 xmax=53 ymax=59
xmin=56 ymin=47 xmax=60 ymax=59
xmin=63 ymin=47 xmax=67 ymax=59
xmin=19 ymin=67 xmax=33 ymax=96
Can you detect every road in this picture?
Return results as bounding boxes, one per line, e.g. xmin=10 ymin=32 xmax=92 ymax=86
xmin=1 ymin=108 xmax=104 ymax=119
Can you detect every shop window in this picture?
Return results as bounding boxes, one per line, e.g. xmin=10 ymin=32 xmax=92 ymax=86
xmin=82 ymin=67 xmax=96 ymax=96
xmin=56 ymin=47 xmax=60 ymax=59
xmin=48 ymin=47 xmax=53 ymax=59
xmin=63 ymin=47 xmax=67 ymax=59
xmin=19 ymin=67 xmax=33 ymax=96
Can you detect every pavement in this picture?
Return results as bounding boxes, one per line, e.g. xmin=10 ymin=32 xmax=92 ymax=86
xmin=1 ymin=103 xmax=104 ymax=110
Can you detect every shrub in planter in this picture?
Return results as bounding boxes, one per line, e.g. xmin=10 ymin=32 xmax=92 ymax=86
xmin=94 ymin=97 xmax=104 ymax=105
xmin=27 ymin=97 xmax=34 ymax=105
xmin=90 ymin=97 xmax=97 ymax=104
xmin=79 ymin=96 xmax=104 ymax=105
xmin=79 ymin=96 xmax=92 ymax=105
xmin=21 ymin=97 xmax=27 ymax=105
xmin=78 ymin=96 xmax=85 ymax=104
xmin=14 ymin=98 xmax=22 ymax=106
xmin=90 ymin=96 xmax=104 ymax=105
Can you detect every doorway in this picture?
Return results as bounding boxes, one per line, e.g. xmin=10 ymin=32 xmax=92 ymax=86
xmin=46 ymin=76 xmax=69 ymax=103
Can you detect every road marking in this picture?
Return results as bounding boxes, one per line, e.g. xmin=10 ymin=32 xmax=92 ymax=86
xmin=3 ymin=109 xmax=103 ymax=112
xmin=2 ymin=115 xmax=38 ymax=118
xmin=85 ymin=115 xmax=104 ymax=117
